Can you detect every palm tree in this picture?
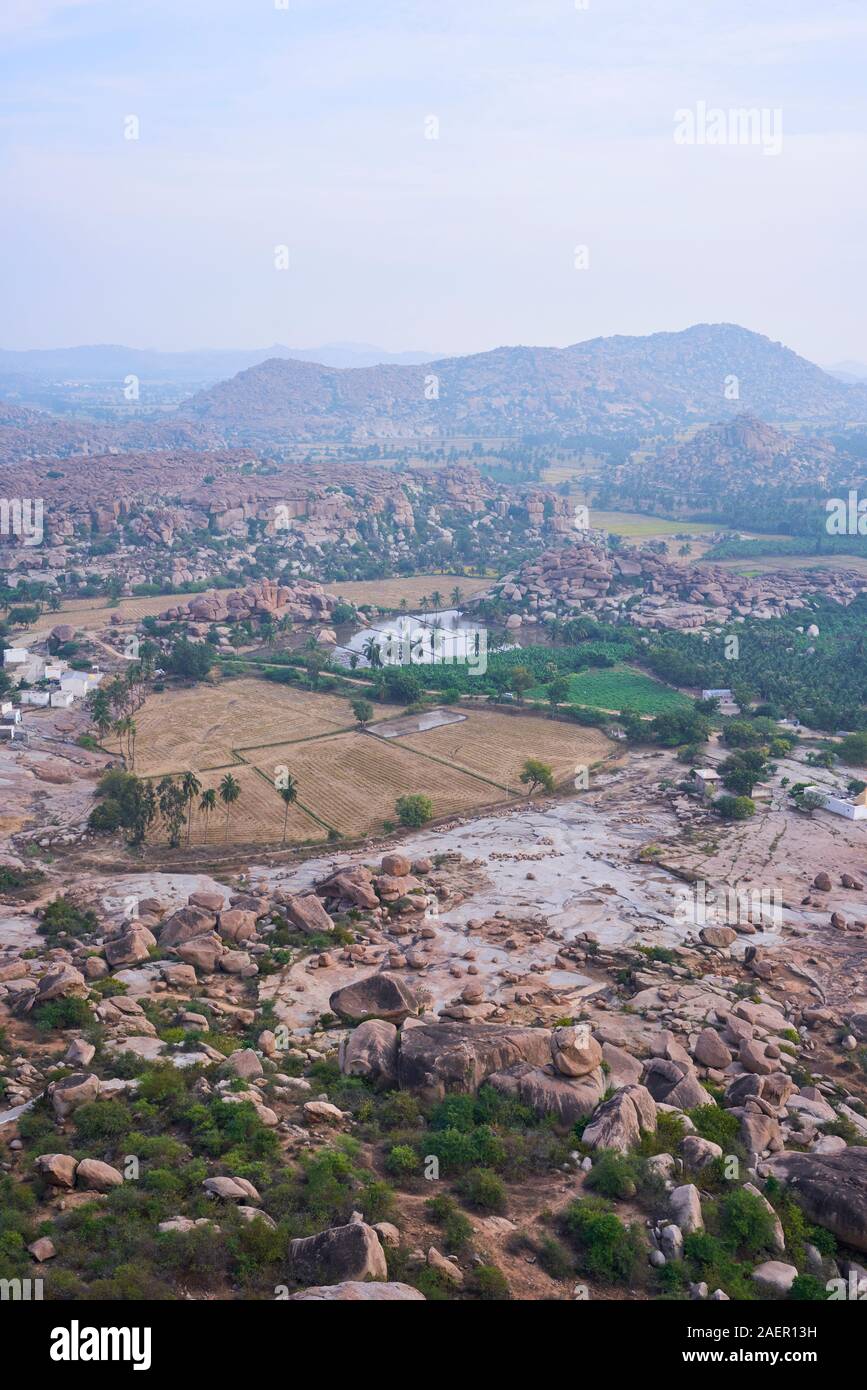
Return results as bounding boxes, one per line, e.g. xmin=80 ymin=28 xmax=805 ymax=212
xmin=277 ymin=774 xmax=299 ymax=845
xmin=362 ymin=635 xmax=383 ymax=669
xmin=218 ymin=772 xmax=241 ymax=841
xmin=431 ymin=589 xmax=443 ymax=616
xmin=199 ymin=787 xmax=217 ymax=842
xmin=450 ymin=586 xmax=463 ymax=607
xmin=180 ymin=770 xmax=202 ymax=846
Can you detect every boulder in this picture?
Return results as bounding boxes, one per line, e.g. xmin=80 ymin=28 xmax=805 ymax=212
xmin=217 ymin=909 xmax=258 ymax=944
xmin=643 ymin=1057 xmax=712 ymax=1111
xmin=760 ymin=1148 xmax=867 ymax=1252
xmin=284 ymin=894 xmax=335 ymax=936
xmin=329 ymin=971 xmax=420 ymax=1025
xmin=76 ymin=1158 xmax=123 ymax=1192
xmin=32 ymin=963 xmax=87 ymax=1007
xmin=680 ymin=1135 xmax=723 ymax=1170
xmin=601 ymin=1041 xmax=643 ymax=1089
xmin=104 ymin=924 xmax=156 ymax=968
xmin=339 ymin=1019 xmax=399 ymax=1086
xmin=288 ymin=1282 xmax=424 ymax=1301
xmin=488 ymin=1063 xmax=604 ymax=1125
xmin=752 ymin=1260 xmax=798 ymax=1295
xmin=670 ymin=1183 xmax=703 ymax=1234
xmin=49 ymin=1072 xmax=100 ymax=1119
xmin=188 ymin=891 xmax=225 ymax=912
xmin=203 ymin=1175 xmax=260 ymax=1202
xmin=158 ymin=905 xmax=217 ymax=948
xmin=381 ymin=853 xmax=412 ymax=877
xmin=693 ymin=1028 xmax=732 ymax=1070
xmin=699 ymin=926 xmax=736 ymax=949
xmin=220 ymin=1048 xmax=263 ymax=1080
xmin=35 ymin=1153 xmax=78 ymax=1188
xmin=286 ymin=1221 xmax=388 ymax=1286
xmin=396 ymin=1021 xmax=552 ymax=1102
xmin=550 ymin=1025 xmax=603 ymax=1077
xmin=176 ymin=933 xmax=225 ymax=973
xmin=583 ymin=1085 xmax=657 ymax=1154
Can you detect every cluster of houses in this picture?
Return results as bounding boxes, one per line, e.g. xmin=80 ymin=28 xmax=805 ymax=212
xmin=1 ymin=646 xmax=103 ymax=742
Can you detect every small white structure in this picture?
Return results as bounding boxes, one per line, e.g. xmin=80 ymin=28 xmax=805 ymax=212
xmin=18 ymin=691 xmax=48 ymax=707
xmin=50 ymin=690 xmax=75 ymax=708
xmin=0 ymin=724 xmax=26 ymax=741
xmin=59 ymin=670 xmax=101 ymax=699
xmin=3 ymin=648 xmax=29 ymax=667
xmin=44 ymin=662 xmax=67 ymax=681
xmin=806 ymin=785 xmax=867 ymax=821
xmin=1 ymin=701 xmax=22 ymax=721
xmin=702 ymin=688 xmax=732 ymax=701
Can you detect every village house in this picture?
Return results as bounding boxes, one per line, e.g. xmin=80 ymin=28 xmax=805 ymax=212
xmin=690 ymin=768 xmax=720 ymax=798
xmin=806 ymin=786 xmax=867 ymax=821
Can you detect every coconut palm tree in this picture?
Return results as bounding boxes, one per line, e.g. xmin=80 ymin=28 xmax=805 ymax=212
xmin=199 ymin=787 xmax=217 ymax=842
xmin=277 ymin=774 xmax=299 ymax=845
xmin=450 ymin=586 xmax=463 ymax=607
xmin=362 ymin=635 xmax=383 ymax=669
xmin=218 ymin=772 xmax=241 ymax=840
xmin=431 ymin=589 xmax=443 ymax=616
xmin=180 ymin=770 xmax=202 ymax=846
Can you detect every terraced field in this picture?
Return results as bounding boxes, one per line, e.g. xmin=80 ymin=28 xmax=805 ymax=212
xmin=115 ymin=678 xmax=353 ymax=775
xmin=188 ymin=764 xmax=327 ymax=845
xmin=129 ymin=681 xmax=618 ymax=844
xmin=399 ymin=712 xmax=612 ymax=790
xmin=253 ymin=730 xmax=505 ymax=837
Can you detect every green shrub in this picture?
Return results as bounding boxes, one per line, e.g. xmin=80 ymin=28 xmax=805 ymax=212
xmin=457 ymin=1167 xmax=507 ymax=1213
xmin=789 ymin=1274 xmax=830 ymax=1301
xmin=385 ymin=1144 xmax=419 ymax=1179
xmin=469 ymin=1264 xmax=511 ymax=1299
xmin=718 ymin=1187 xmax=776 ymax=1258
xmin=562 ymin=1197 xmax=644 ymax=1284
xmin=32 ymin=997 xmax=92 ymax=1033
xmin=688 ymin=1104 xmax=741 ymax=1151
xmin=584 ymin=1150 xmax=638 ymax=1200
xmin=537 ymin=1236 xmax=574 ymax=1279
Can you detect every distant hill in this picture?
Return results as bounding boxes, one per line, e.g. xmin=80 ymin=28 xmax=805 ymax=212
xmin=177 ymin=324 xmax=867 ymax=442
xmin=0 ymin=341 xmax=438 ymax=384
xmin=594 ymin=412 xmax=864 ymax=536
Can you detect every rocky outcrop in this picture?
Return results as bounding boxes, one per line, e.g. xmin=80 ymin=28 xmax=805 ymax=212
xmin=286 ymin=1222 xmax=388 ymax=1286
xmin=760 ymin=1148 xmax=867 ymax=1253
xmin=396 ymin=1021 xmax=553 ymax=1102
xmin=339 ymin=1020 xmax=399 ymax=1087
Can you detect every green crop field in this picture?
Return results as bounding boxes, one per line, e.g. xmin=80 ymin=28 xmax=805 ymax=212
xmin=527 ymin=664 xmax=691 ymax=714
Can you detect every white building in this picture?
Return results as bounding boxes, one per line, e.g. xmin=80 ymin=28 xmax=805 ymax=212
xmin=59 ymin=670 xmax=102 ymax=699
xmin=1 ymin=701 xmax=22 ymax=721
xmin=18 ymin=691 xmax=48 ymax=708
xmin=691 ymin=768 xmax=720 ymax=797
xmin=44 ymin=662 xmax=67 ymax=681
xmin=3 ymin=648 xmax=29 ymax=667
xmin=806 ymin=786 xmax=867 ymax=821
xmin=702 ymin=688 xmax=732 ymax=701
xmin=0 ymin=724 xmax=26 ymax=741
xmin=49 ymin=690 xmax=75 ymax=708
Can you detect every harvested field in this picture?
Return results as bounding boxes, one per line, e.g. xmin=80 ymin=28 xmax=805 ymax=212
xmin=128 ymin=682 xmax=615 ymax=843
xmin=113 ymin=678 xmax=353 ymax=775
xmin=400 ymin=710 xmax=612 ymax=789
xmin=252 ymin=729 xmax=507 ymax=836
xmin=328 ymin=574 xmax=491 ymax=608
xmin=174 ymin=764 xmax=326 ymax=847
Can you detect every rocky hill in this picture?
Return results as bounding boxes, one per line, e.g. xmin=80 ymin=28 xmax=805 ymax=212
xmin=177 ymin=325 xmax=867 ymax=443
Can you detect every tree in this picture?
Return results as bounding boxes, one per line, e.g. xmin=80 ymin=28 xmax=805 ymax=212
xmin=157 ymin=776 xmax=187 ymax=847
xmin=450 ymin=586 xmax=463 ymax=607
xmin=395 ymin=793 xmax=433 ymax=827
xmin=87 ymin=688 xmax=113 ymax=742
xmin=199 ymin=787 xmax=217 ymax=841
xmin=546 ymin=675 xmax=570 ymax=714
xmin=714 ymin=794 xmax=756 ymax=820
xmin=839 ymin=732 xmax=867 ymax=767
xmin=180 ymin=770 xmax=202 ymax=846
xmin=719 ymin=750 xmax=768 ymax=798
xmin=508 ymin=666 xmax=534 ymax=703
xmin=89 ymin=769 xmax=156 ymax=845
xmin=362 ymin=636 xmax=383 ymax=670
xmin=219 ymin=772 xmax=241 ymax=840
xmin=278 ymin=775 xmax=299 ymax=844
xmin=519 ymin=758 xmax=555 ymax=795
xmin=164 ymin=638 xmax=214 ymax=682
xmin=351 ymin=697 xmax=374 ymax=727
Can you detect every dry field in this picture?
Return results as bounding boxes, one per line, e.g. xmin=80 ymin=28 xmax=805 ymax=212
xmin=127 ymin=680 xmax=616 ymax=843
xmin=400 ymin=711 xmax=612 ymax=791
xmin=328 ymin=574 xmax=491 ymax=608
xmin=114 ymin=678 xmax=353 ymax=776
xmin=187 ymin=763 xmax=327 ymax=846
xmin=251 ymin=729 xmax=508 ymax=837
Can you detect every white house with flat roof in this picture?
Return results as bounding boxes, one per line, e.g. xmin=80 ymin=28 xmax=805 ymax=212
xmin=3 ymin=648 xmax=29 ymax=667
xmin=806 ymin=786 xmax=867 ymax=821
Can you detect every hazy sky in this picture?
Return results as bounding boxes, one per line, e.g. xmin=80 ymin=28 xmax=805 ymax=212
xmin=2 ymin=0 xmax=866 ymax=361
